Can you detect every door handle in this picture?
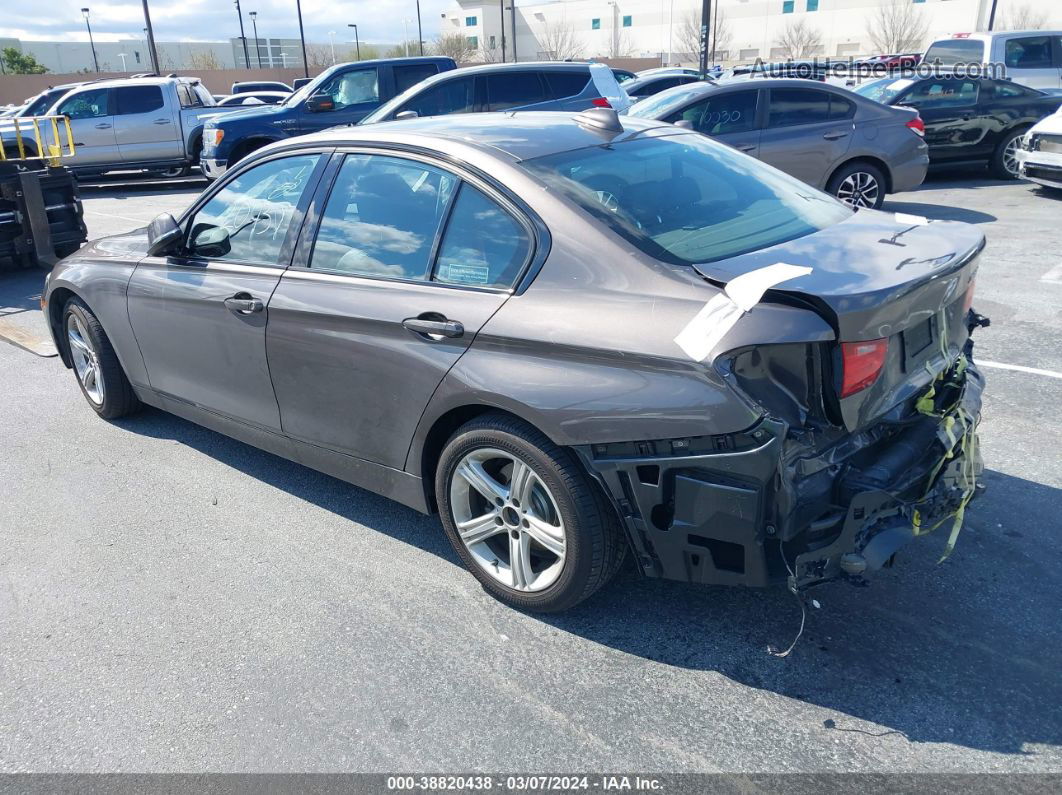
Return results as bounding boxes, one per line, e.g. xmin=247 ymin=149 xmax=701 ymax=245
xmin=823 ymin=131 xmax=849 ymax=140
xmin=402 ymin=315 xmax=464 ymax=339
xmin=224 ymin=293 xmax=264 ymax=314
xmin=738 ymin=145 xmax=756 ymax=153
xmin=153 ymin=118 xmax=172 ymax=125
xmin=94 ymin=123 xmax=112 ymax=129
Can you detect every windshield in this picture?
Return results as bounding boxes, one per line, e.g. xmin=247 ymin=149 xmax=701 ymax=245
xmin=21 ymin=89 xmax=67 ymax=117
xmin=521 ymin=134 xmax=851 ymax=266
xmin=627 ymin=85 xmax=707 ymax=120
xmin=924 ymin=39 xmax=985 ymax=65
xmin=853 ymin=77 xmax=916 ymax=104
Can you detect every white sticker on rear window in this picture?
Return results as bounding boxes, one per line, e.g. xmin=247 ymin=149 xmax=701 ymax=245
xmin=440 ymin=262 xmax=490 ymax=284
xmin=894 ymin=212 xmax=928 ymax=226
xmin=674 ymin=262 xmax=814 ymax=362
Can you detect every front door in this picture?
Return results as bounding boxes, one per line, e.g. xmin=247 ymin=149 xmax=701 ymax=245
xmin=666 ymin=88 xmax=762 ymax=158
xmin=114 ymin=84 xmax=181 ymax=162
xmin=758 ymin=87 xmax=854 ymax=189
xmin=55 ymin=87 xmax=116 ymax=167
xmin=127 ymin=152 xmax=325 ymax=430
xmin=267 ymin=151 xmax=533 ymax=469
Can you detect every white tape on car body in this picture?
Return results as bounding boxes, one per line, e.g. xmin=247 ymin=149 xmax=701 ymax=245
xmin=894 ymin=212 xmax=929 ymax=227
xmin=674 ymin=262 xmax=813 ymax=362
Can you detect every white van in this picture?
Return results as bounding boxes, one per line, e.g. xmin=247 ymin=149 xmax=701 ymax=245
xmin=923 ymin=31 xmax=1062 ymax=90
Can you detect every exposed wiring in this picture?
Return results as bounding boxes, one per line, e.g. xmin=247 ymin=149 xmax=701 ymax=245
xmin=768 ymin=539 xmax=809 ymax=658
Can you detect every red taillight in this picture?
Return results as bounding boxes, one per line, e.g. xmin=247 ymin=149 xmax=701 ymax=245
xmin=906 ymin=116 xmax=925 ymax=137
xmin=962 ymin=279 xmax=976 ymax=314
xmin=591 ymin=97 xmax=612 ymax=108
xmin=840 ymin=339 xmax=889 ymax=398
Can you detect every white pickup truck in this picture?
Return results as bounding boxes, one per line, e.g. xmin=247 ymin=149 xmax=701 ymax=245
xmin=923 ymin=31 xmax=1062 ymax=90
xmin=0 ymin=75 xmax=240 ymax=177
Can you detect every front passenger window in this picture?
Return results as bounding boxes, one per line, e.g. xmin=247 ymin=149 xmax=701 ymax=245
xmin=668 ymin=91 xmax=757 ymax=136
xmin=58 ymin=88 xmax=110 ymax=120
xmin=186 ymin=154 xmax=320 ymax=265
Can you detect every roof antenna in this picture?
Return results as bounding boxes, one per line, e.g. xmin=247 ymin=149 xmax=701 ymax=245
xmin=574 ymin=107 xmax=623 ymax=134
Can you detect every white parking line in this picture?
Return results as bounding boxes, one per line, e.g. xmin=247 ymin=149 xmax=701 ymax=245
xmin=1041 ymin=263 xmax=1062 ymax=284
xmin=978 ymin=360 xmax=1062 ymax=380
xmin=82 ymin=209 xmax=156 ymax=224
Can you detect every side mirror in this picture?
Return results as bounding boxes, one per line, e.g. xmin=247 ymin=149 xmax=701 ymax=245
xmin=146 ymin=213 xmax=182 ymax=257
xmin=190 ymin=225 xmax=231 ymax=258
xmin=673 ymin=119 xmax=694 ymax=130
xmin=395 ymin=110 xmax=419 ymax=121
xmin=305 ymin=93 xmax=335 ymax=113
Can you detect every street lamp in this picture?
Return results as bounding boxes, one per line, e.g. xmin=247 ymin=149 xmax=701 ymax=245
xmin=415 ymin=0 xmax=424 ymax=56
xmin=295 ymin=0 xmax=309 ymax=78
xmin=248 ymin=11 xmax=263 ymax=68
xmin=328 ymin=31 xmax=336 ymax=64
xmin=117 ymin=52 xmax=128 ymax=71
xmin=402 ymin=19 xmax=412 ymax=56
xmin=81 ymin=8 xmax=99 ymax=73
xmin=348 ymin=23 xmax=360 ymax=61
xmin=234 ymin=0 xmax=251 ymax=68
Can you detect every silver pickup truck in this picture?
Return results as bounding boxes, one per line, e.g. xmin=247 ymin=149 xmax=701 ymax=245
xmin=0 ymin=76 xmax=239 ymax=177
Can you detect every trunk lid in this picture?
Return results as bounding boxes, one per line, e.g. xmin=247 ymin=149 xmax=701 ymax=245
xmin=695 ymin=210 xmax=985 ymax=430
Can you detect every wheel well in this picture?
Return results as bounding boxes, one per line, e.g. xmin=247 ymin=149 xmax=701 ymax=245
xmin=47 ymin=287 xmax=78 ymax=368
xmin=228 ymin=137 xmax=274 ymax=165
xmin=830 ymin=156 xmax=893 ymax=194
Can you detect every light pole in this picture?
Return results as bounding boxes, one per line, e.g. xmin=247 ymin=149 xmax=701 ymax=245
xmin=141 ymin=3 xmax=160 ymax=75
xmin=249 ymin=11 xmax=263 ymax=68
xmin=117 ymin=52 xmax=128 ymax=71
xmin=415 ymin=0 xmax=424 ymax=56
xmin=234 ymin=0 xmax=251 ymax=68
xmin=328 ymin=30 xmax=337 ymax=64
xmin=81 ymin=8 xmax=99 ymax=73
xmin=348 ymin=23 xmax=360 ymax=60
xmin=403 ymin=20 xmax=411 ymax=56
xmin=498 ymin=0 xmax=506 ymax=63
xmin=295 ymin=0 xmax=309 ymax=78
xmin=698 ymin=0 xmax=712 ymax=77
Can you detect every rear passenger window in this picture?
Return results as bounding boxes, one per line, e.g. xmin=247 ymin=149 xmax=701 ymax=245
xmin=116 ymin=86 xmax=165 ymax=115
xmin=486 ymin=72 xmax=548 ymax=111
xmin=768 ymin=88 xmax=831 ymax=127
xmin=434 ymin=185 xmax=530 ymax=288
xmin=399 ymin=77 xmax=476 ymax=117
xmin=1005 ymin=36 xmax=1053 ymax=69
xmin=829 ymin=94 xmax=855 ymax=120
xmin=544 ymin=71 xmax=590 ymax=99
xmin=309 ymin=154 xmax=457 ymax=279
xmin=395 ymin=64 xmax=440 ymax=94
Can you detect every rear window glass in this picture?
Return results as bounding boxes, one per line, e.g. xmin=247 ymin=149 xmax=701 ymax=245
xmin=1004 ymin=36 xmax=1053 ymax=69
xmin=544 ymin=71 xmax=590 ymax=99
xmin=627 ymin=85 xmax=710 ymax=120
xmin=521 ymin=135 xmax=851 ymax=266
xmin=924 ymin=39 xmax=985 ymax=65
xmin=395 ymin=63 xmax=440 ymax=94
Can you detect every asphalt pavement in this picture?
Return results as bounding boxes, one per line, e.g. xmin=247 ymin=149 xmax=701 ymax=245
xmin=0 ymin=171 xmax=1060 ymax=773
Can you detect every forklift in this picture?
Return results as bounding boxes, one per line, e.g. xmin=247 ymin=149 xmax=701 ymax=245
xmin=0 ymin=116 xmax=88 ymax=272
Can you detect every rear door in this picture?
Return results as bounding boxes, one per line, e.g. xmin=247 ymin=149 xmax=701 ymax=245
xmin=664 ymin=88 xmax=762 ymax=158
xmin=114 ymin=84 xmax=181 ymax=162
xmin=758 ymin=87 xmax=854 ymax=188
xmin=266 ymin=150 xmax=533 ymax=468
xmin=1003 ymin=35 xmax=1059 ymax=90
xmin=54 ymin=87 xmax=116 ymax=167
xmin=898 ymin=78 xmax=989 ymax=163
xmin=127 ymin=152 xmax=326 ymax=430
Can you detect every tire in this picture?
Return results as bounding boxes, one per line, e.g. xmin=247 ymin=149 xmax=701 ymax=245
xmin=827 ymin=161 xmax=887 ymax=210
xmin=990 ymin=129 xmax=1025 ymax=180
xmin=436 ymin=413 xmax=626 ymax=612
xmin=63 ymin=297 xmax=141 ymax=420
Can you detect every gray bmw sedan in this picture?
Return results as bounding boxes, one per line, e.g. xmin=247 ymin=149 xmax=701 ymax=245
xmin=44 ymin=110 xmax=986 ymax=612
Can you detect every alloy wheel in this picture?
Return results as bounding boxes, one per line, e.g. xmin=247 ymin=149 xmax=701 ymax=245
xmin=836 ymin=171 xmax=881 ymax=208
xmin=67 ymin=313 xmax=105 ymax=405
xmin=449 ymin=448 xmax=567 ymax=592
xmin=1002 ymin=136 xmax=1022 ymax=177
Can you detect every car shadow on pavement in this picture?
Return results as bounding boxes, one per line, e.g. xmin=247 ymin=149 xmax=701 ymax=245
xmin=119 ymin=407 xmax=1061 ymax=757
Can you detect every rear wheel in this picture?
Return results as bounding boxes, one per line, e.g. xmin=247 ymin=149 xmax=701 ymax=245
xmin=63 ymin=298 xmax=141 ymax=420
xmin=436 ymin=414 xmax=626 ymax=612
xmin=990 ymin=129 xmax=1025 ymax=180
xmin=827 ymin=161 xmax=887 ymax=210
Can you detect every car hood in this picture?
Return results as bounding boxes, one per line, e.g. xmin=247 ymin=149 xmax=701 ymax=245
xmin=1030 ymin=107 xmax=1062 ymax=135
xmin=693 ymin=208 xmax=985 ymax=341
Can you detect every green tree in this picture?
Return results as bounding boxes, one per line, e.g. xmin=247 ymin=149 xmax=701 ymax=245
xmin=1 ymin=47 xmax=48 ymax=74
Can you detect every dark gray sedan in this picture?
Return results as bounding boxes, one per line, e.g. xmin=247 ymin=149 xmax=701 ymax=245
xmin=628 ymin=78 xmax=929 ymax=208
xmin=44 ymin=111 xmax=986 ymax=612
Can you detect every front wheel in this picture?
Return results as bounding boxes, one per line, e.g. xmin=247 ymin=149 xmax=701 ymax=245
xmin=990 ymin=129 xmax=1025 ymax=180
xmin=63 ymin=298 xmax=141 ymax=419
xmin=827 ymin=162 xmax=887 ymax=209
xmin=436 ymin=414 xmax=626 ymax=612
